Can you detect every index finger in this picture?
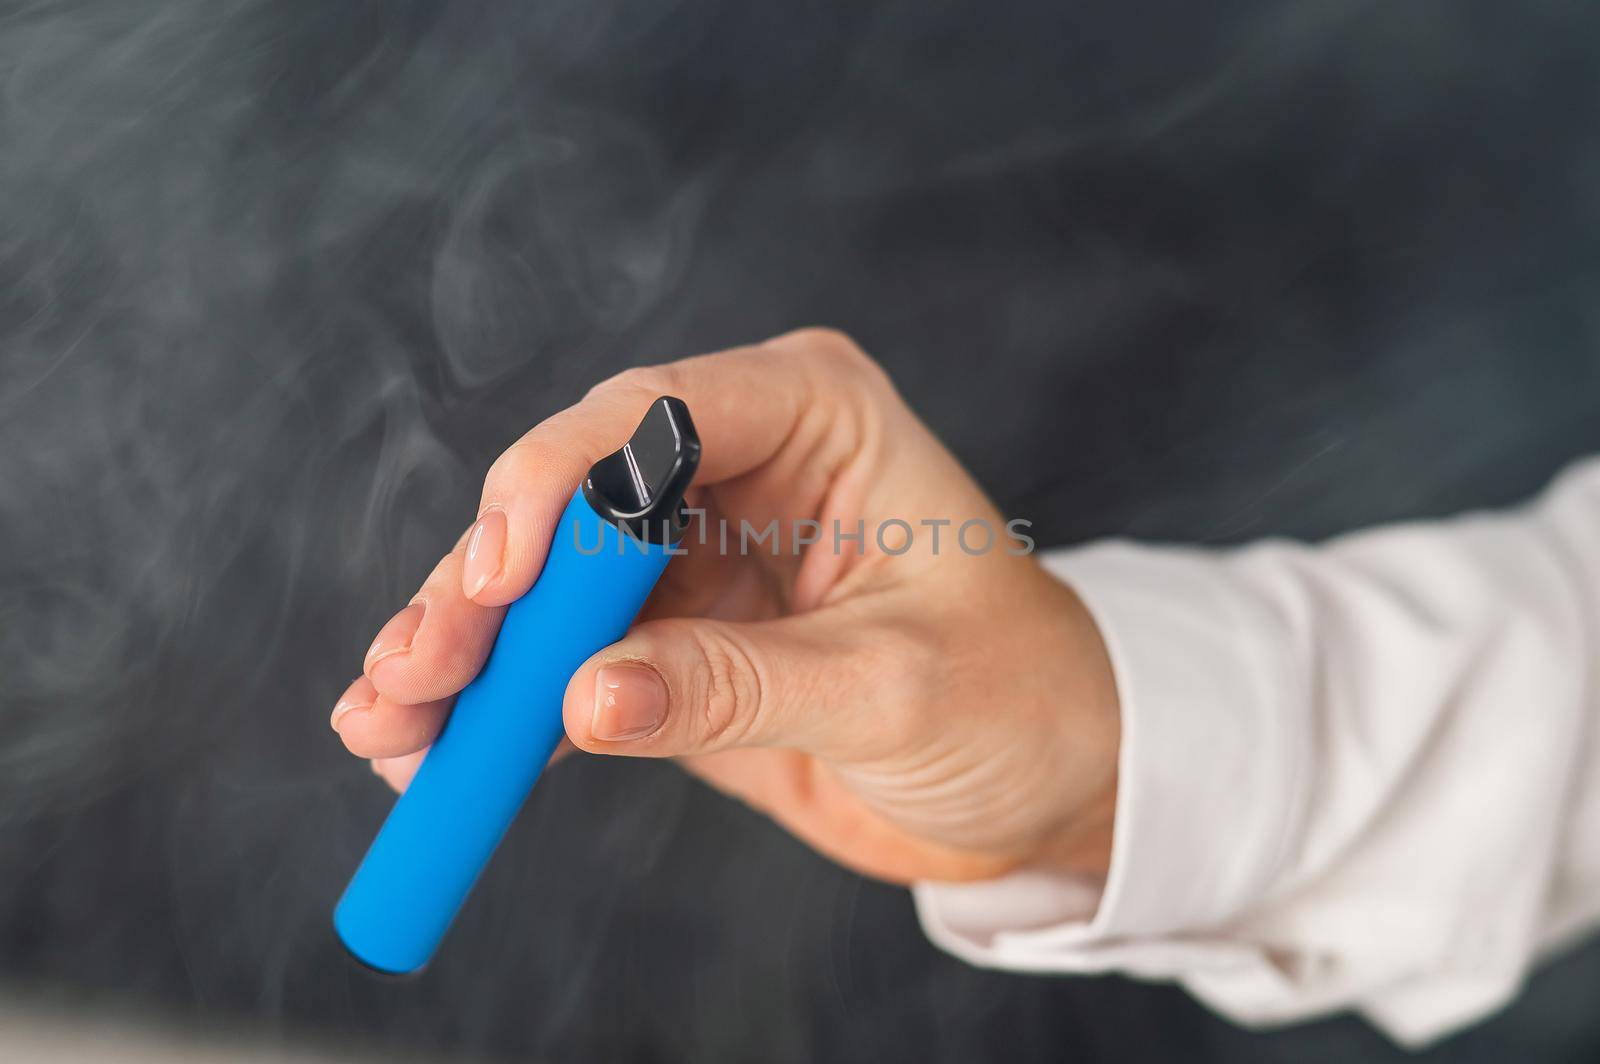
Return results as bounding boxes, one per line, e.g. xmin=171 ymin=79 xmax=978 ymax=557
xmin=464 ymin=328 xmax=887 ymax=607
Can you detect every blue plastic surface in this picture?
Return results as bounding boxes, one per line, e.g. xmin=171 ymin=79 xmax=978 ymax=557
xmin=334 ymin=490 xmax=674 ymax=974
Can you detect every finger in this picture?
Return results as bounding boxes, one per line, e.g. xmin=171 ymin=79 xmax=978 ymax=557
xmin=371 ymin=749 xmax=427 ymax=793
xmin=364 ymin=544 xmax=505 ymax=703
xmin=330 ymin=675 xmax=453 ymax=759
xmin=561 ymin=607 xmax=927 ymax=761
xmin=369 ymin=739 xmax=577 ymax=795
xmin=462 ymin=328 xmax=892 ymax=608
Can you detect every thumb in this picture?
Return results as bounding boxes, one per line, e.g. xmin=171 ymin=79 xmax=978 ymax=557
xmin=563 ymin=612 xmax=912 ymax=760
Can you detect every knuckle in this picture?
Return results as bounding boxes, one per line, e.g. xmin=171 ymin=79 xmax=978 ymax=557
xmin=486 ymin=438 xmax=541 ymax=484
xmin=779 ymin=327 xmax=896 ymax=404
xmin=588 ymin=363 xmax=679 ymax=401
xmin=784 ymin=326 xmax=858 ymax=358
xmin=485 ymin=437 xmax=572 ymax=496
xmin=693 ymin=626 xmax=765 ymax=748
xmin=851 ymin=624 xmax=940 ymax=750
xmin=421 ymin=552 xmax=462 ymax=591
xmin=864 ymin=623 xmax=936 ymax=680
xmin=790 ymin=327 xmax=879 ymax=372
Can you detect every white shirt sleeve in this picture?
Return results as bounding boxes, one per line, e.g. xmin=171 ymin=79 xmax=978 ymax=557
xmin=914 ymin=456 xmax=1600 ymax=1048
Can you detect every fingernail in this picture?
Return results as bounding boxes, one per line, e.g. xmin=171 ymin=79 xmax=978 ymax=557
xmin=330 ymin=694 xmax=372 ymax=733
xmin=365 ymin=602 xmax=425 ymax=670
xmin=592 ymin=663 xmax=667 ymax=742
xmin=462 ymin=508 xmax=507 ymax=599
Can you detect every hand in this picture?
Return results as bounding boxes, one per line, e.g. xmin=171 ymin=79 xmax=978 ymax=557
xmin=331 ymin=329 xmax=1120 ymax=884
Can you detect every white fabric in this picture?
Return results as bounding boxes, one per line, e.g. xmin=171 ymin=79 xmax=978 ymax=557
xmin=914 ymin=457 xmax=1600 ymax=1047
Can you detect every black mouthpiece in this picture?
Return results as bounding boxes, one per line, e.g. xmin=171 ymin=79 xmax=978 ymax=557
xmin=582 ymin=396 xmax=701 ymax=543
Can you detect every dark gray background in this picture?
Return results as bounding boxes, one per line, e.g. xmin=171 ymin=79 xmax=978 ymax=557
xmin=2 ymin=1 xmax=1598 ymax=1060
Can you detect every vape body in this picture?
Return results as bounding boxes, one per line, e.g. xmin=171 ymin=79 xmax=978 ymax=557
xmin=335 ymin=397 xmax=699 ymax=975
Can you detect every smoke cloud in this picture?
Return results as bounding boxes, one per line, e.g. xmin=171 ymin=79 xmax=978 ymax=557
xmin=1 ymin=1 xmax=1597 ymax=1060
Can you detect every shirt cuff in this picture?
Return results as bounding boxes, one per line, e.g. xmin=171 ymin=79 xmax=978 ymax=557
xmin=914 ymin=541 xmax=1309 ymax=973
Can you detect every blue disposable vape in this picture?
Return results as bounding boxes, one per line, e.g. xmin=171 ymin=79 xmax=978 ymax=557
xmin=335 ymin=396 xmax=701 ymax=975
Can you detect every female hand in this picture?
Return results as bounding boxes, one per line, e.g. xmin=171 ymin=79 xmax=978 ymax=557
xmin=331 ymin=329 xmax=1120 ymax=884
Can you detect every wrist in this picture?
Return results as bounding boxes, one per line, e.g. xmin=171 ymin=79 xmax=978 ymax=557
xmin=1028 ymin=572 xmax=1122 ymax=879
